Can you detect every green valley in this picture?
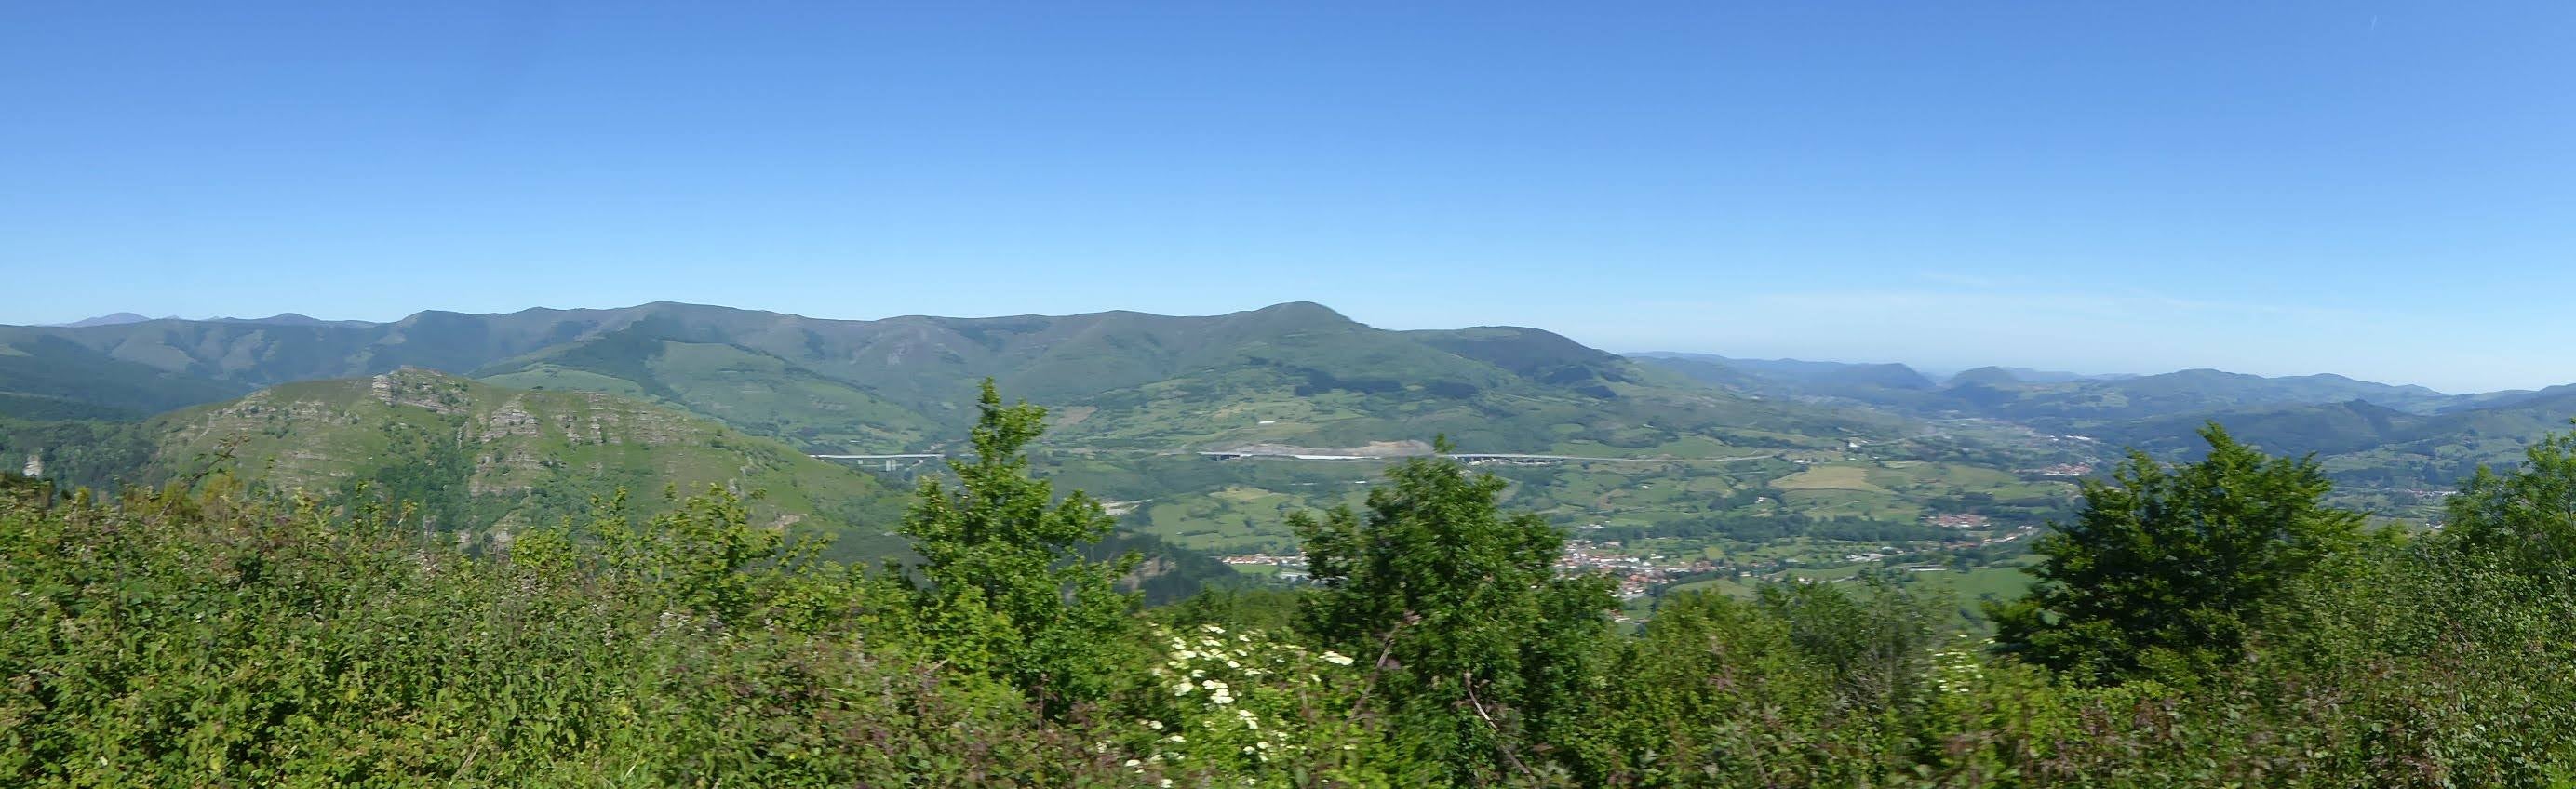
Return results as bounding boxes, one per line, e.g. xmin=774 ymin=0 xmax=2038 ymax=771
xmin=11 ymin=300 xmax=2576 ymax=606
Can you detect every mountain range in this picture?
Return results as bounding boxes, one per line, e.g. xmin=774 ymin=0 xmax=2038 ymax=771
xmin=9 ymin=301 xmax=2576 ymax=559
xmin=0 ymin=301 xmax=1901 ymax=457
xmin=0 ymin=302 xmax=1928 ymax=595
xmin=1634 ymin=352 xmax=2576 ymax=512
xmin=1634 ymin=353 xmax=2467 ymax=418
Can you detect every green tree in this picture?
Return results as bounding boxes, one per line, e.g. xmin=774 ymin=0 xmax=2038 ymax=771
xmin=1292 ymin=439 xmax=1615 ymax=782
xmin=901 ymin=380 xmax=1139 ymax=715
xmin=1758 ymin=575 xmax=1946 ymax=715
xmin=2442 ymin=427 xmax=2576 ymax=579
xmin=1987 ymin=423 xmax=2370 ymax=684
xmin=1569 ymin=588 xmax=1925 ymax=785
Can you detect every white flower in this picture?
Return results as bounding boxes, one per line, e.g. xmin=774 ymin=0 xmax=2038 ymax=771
xmin=1166 ymin=734 xmax=1187 ymax=743
xmin=1161 ymin=782 xmax=1173 ymax=789
xmin=1124 ymin=759 xmax=1141 ymax=768
xmin=1224 ymin=660 xmax=1241 ymax=669
xmin=1147 ymin=719 xmax=1163 ymax=730
xmin=1322 ymin=650 xmax=1354 ymax=666
xmin=1211 ymin=690 xmax=1234 ymax=705
xmin=1173 ymin=682 xmax=1195 ymax=696
xmin=1190 ymin=669 xmax=1205 ymax=678
xmin=1202 ymin=624 xmax=1226 ymax=635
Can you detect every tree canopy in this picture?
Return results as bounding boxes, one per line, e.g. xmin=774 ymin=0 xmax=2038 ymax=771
xmin=900 ymin=379 xmax=1140 ymax=714
xmin=1293 ymin=438 xmax=1615 ymax=782
xmin=1987 ymin=423 xmax=2373 ymax=683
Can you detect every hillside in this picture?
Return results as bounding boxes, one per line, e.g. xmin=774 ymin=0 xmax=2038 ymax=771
xmin=1634 ymin=353 xmax=1941 ymax=407
xmin=2 ymin=303 xmax=2079 ymax=595
xmin=1 ymin=302 xmax=1910 ymax=458
xmin=146 ymin=368 xmax=915 ymax=559
xmin=2078 ymin=389 xmax=2576 ymax=516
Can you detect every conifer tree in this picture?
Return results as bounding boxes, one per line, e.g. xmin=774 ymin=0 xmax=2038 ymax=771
xmin=901 ymin=379 xmax=1139 ymax=714
xmin=1987 ymin=423 xmax=2369 ymax=683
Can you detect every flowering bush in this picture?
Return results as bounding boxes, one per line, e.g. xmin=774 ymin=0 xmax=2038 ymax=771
xmin=1119 ymin=623 xmax=1404 ymax=786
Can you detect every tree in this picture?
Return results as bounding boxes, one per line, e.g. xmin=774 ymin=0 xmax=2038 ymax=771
xmin=1293 ymin=439 xmax=1615 ymax=781
xmin=2442 ymin=427 xmax=2576 ymax=579
xmin=901 ymin=380 xmax=1139 ymax=715
xmin=1758 ymin=575 xmax=1945 ymax=714
xmin=1987 ymin=423 xmax=2370 ymax=684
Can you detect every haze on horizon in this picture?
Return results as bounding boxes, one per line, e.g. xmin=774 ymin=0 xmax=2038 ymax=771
xmin=6 ymin=3 xmax=2572 ymax=393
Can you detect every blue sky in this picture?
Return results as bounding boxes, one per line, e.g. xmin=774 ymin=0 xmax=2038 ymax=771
xmin=6 ymin=3 xmax=2572 ymax=392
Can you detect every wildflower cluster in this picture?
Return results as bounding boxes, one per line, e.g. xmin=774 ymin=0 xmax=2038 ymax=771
xmin=1131 ymin=623 xmax=1372 ymax=784
xmin=1931 ymin=634 xmax=1989 ymax=696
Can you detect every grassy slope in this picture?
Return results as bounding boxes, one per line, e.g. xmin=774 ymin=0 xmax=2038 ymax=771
xmin=152 ymin=368 xmax=912 ymax=561
xmin=479 ymin=337 xmax=942 ymax=452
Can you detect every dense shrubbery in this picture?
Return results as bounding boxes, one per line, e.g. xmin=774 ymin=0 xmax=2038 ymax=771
xmin=11 ymin=399 xmax=2576 ymax=785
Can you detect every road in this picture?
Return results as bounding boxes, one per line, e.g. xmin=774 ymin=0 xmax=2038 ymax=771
xmin=811 ymin=449 xmax=1781 ymax=464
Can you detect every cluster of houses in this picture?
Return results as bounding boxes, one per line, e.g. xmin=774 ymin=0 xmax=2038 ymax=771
xmin=1557 ymin=540 xmax=1714 ymax=599
xmin=1222 ymin=525 xmax=2040 ymax=599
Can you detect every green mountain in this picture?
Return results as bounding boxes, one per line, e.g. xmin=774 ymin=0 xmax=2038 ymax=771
xmin=2093 ymin=390 xmax=2576 ymax=506
xmin=5 ymin=303 xmax=2074 ymax=595
xmin=1640 ymin=354 xmax=2464 ymax=423
xmin=1 ymin=302 xmax=1906 ymax=458
xmin=1956 ymin=369 xmax=2458 ymax=421
xmin=0 ymin=332 xmax=250 ymax=420
xmin=144 ymin=368 xmax=915 ymax=559
xmin=51 ymin=312 xmax=157 ymax=328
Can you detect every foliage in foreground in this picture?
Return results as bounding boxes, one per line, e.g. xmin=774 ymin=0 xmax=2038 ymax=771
xmin=10 ymin=412 xmax=2576 ymax=785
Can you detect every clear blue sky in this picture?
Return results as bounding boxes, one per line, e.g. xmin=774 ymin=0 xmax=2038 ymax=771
xmin=6 ymin=3 xmax=2572 ymax=392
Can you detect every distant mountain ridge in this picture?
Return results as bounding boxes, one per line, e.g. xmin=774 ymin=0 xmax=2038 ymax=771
xmin=0 ymin=302 xmax=1899 ymax=458
xmin=50 ymin=313 xmax=159 ymax=328
xmin=1634 ymin=353 xmax=2470 ymax=419
xmin=208 ymin=313 xmax=380 ymax=328
xmin=1631 ymin=351 xmax=2576 ymax=517
xmin=19 ymin=302 xmax=2571 ymax=526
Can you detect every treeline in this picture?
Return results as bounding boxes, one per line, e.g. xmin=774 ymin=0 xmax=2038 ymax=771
xmin=8 ymin=389 xmax=2576 ymax=785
